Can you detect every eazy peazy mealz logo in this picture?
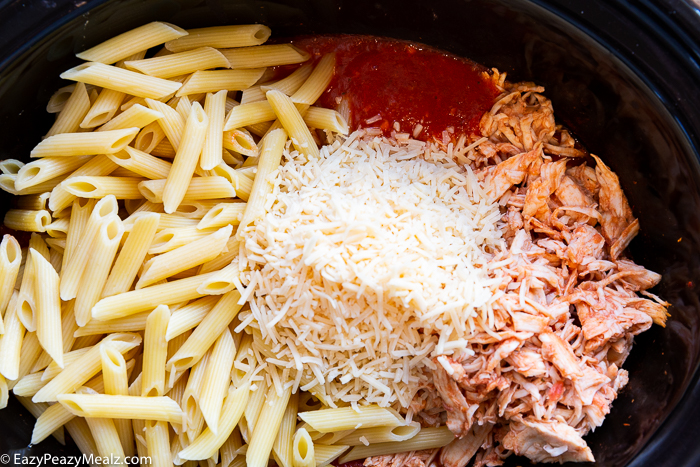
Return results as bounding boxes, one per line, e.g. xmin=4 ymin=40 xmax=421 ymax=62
xmin=1 ymin=454 xmax=151 ymax=466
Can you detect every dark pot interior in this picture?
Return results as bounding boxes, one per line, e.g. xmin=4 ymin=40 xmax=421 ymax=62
xmin=1 ymin=0 xmax=700 ymax=465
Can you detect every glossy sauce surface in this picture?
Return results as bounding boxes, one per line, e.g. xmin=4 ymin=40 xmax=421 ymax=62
xmin=287 ymin=35 xmax=500 ymax=140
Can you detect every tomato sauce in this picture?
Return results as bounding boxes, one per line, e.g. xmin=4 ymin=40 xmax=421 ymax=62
xmin=287 ymin=35 xmax=500 ymax=141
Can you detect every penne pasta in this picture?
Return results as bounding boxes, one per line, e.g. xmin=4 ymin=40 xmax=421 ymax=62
xmin=198 ymin=328 xmax=236 ymax=433
xmin=315 ymin=445 xmax=351 ymax=467
xmin=78 ymin=387 xmax=126 ymax=466
xmin=221 ymin=44 xmax=310 ymax=69
xmin=100 ymin=345 xmax=136 ymax=457
xmin=42 ymin=347 xmax=91 ymax=382
xmin=98 ymin=104 xmax=163 ymax=132
xmin=182 ymin=348 xmax=210 ymax=441
xmin=247 ymin=385 xmax=293 ymax=467
xmin=31 ymin=399 xmax=76 ymax=444
xmin=0 ymin=235 xmax=22 ymax=316
xmin=261 ymin=63 xmax=313 ymax=96
xmin=59 ymin=393 xmax=184 ymax=424
xmin=148 ymin=226 xmax=216 ymax=254
xmin=142 ymin=305 xmax=171 ymax=397
xmin=211 ymin=164 xmax=253 ymax=201
xmin=65 ymin=417 xmax=100 ymax=463
xmin=91 ymin=272 xmax=215 ymax=321
xmin=298 ymin=405 xmax=403 ymax=433
xmin=165 ymin=25 xmax=270 ymax=53
xmin=201 ymin=90 xmax=227 ymax=170
xmin=223 ymin=129 xmax=258 ymax=157
xmin=165 ymin=295 xmax=218 ymax=341
xmin=137 ymin=224 xmax=232 ymax=289
xmin=45 ymin=218 xmax=70 ymax=238
xmin=223 ymin=100 xmax=276 ymax=131
xmin=62 ymin=176 xmax=144 ymax=199
xmin=126 ymin=47 xmax=230 ymax=78
xmin=30 ymin=249 xmax=63 ymax=368
xmin=145 ymin=420 xmax=171 ymax=467
xmin=135 ymin=121 xmax=166 ymax=153
xmin=32 ymin=333 xmax=141 ymax=403
xmin=236 ymin=128 xmax=287 ymax=238
xmin=338 ymin=423 xmax=421 ymax=446
xmin=178 ymin=382 xmax=250 ymax=460
xmin=198 ymin=236 xmax=240 ymax=275
xmin=45 ymin=82 xmax=91 ymax=137
xmin=146 ymin=98 xmax=185 ymax=150
xmin=16 ymin=234 xmax=49 ymax=332
xmin=76 ymin=22 xmax=188 ymax=64
xmin=0 ymin=159 xmax=24 ymax=175
xmin=173 ymin=199 xmax=225 ymax=218
xmin=13 ymin=192 xmax=50 ymax=210
xmin=304 ymin=106 xmax=349 ymax=134
xmin=75 ymin=312 xmax=150 ymax=337
xmin=176 ymin=69 xmax=266 ymax=97
xmin=0 ymin=293 xmax=24 ymax=380
xmin=61 ymin=62 xmax=182 ymax=99
xmin=139 ymin=176 xmax=236 ymax=204
xmin=272 ymin=392 xmax=299 ymax=467
xmin=166 ymin=290 xmax=243 ymax=373
xmin=175 ymin=95 xmax=194 ymax=121
xmin=60 ymin=198 xmax=95 ymax=278
xmin=267 ymin=91 xmax=318 ymax=157
xmin=74 ymin=216 xmax=124 ymax=326
xmin=46 ymin=84 xmax=77 ymax=114
xmin=31 ymin=128 xmax=138 ymax=158
xmin=338 ymin=427 xmax=454 ymax=463
xmin=3 ymin=210 xmax=51 ymax=232
xmin=1 ymin=173 xmax=69 ymax=196
xmin=195 ymin=261 xmax=239 ymax=295
xmin=108 ymin=146 xmax=172 ymax=179
xmin=162 ymin=103 xmax=209 ymax=213
xmin=291 ymin=53 xmax=336 ymax=105
xmin=48 ymin=155 xmax=118 ymax=214
xmin=15 ymin=155 xmax=92 ymax=191
xmin=197 ymin=203 xmax=246 ymax=230
xmin=292 ymin=428 xmax=315 ymax=467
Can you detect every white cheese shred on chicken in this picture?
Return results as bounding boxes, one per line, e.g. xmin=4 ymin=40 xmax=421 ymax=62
xmin=238 ymin=130 xmax=507 ymax=408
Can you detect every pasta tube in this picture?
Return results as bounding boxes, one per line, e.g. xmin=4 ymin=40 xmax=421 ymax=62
xmin=142 ymin=305 xmax=171 ymax=397
xmin=338 ymin=426 xmax=454 ymax=463
xmin=176 ymin=69 xmax=265 ymax=96
xmin=165 ymin=25 xmax=270 ymax=52
xmin=0 ymin=235 xmax=22 ymax=316
xmin=221 ymin=44 xmax=310 ymax=69
xmin=201 ymin=90 xmax=227 ymax=170
xmin=125 ymin=47 xmax=230 ymax=78
xmin=247 ymin=386 xmax=293 ymax=467
xmin=61 ymin=63 xmax=182 ymax=99
xmin=139 ymin=176 xmax=236 ymax=204
xmin=291 ymin=53 xmax=336 ymax=105
xmin=62 ymin=176 xmax=144 ymax=200
xmin=292 ymin=428 xmax=315 ymax=467
xmin=31 ymin=128 xmax=138 ymax=158
xmin=45 ymin=82 xmax=91 ymax=137
xmin=30 ymin=249 xmax=63 ymax=368
xmin=58 ymin=394 xmax=183 ymax=424
xmin=108 ymin=146 xmax=171 ymax=180
xmin=298 ymin=405 xmax=403 ymax=433
xmin=267 ymin=90 xmax=318 ymax=157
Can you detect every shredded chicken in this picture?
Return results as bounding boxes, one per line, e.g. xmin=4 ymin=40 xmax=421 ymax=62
xmin=372 ymin=70 xmax=669 ymax=466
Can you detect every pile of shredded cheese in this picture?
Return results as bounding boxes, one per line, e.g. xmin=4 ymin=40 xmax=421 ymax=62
xmin=237 ymin=131 xmax=506 ymax=408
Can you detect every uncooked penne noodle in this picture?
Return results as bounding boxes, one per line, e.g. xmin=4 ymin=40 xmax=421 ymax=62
xmin=0 ymin=293 xmax=24 ymax=380
xmin=31 ymin=398 xmax=76 ymax=444
xmin=41 ymin=347 xmax=90 ymax=382
xmin=0 ymin=235 xmax=22 ymax=316
xmin=165 ymin=296 xmax=218 ymax=341
xmin=198 ymin=236 xmax=240 ymax=275
xmin=135 ymin=121 xmax=166 ymax=153
xmin=262 ymin=63 xmax=313 ymax=96
xmin=145 ymin=420 xmax=171 ymax=467
xmin=100 ymin=345 xmax=135 ymax=457
xmin=3 ymin=209 xmax=51 ymax=232
xmin=291 ymin=53 xmax=336 ymax=105
xmin=237 ymin=128 xmax=287 ymax=237
xmin=211 ymin=165 xmax=253 ymax=201
xmin=338 ymin=423 xmax=421 ymax=446
xmin=195 ymin=261 xmax=239 ymax=295
xmin=65 ymin=417 xmax=100 ymax=464
xmin=0 ymin=160 xmax=24 ymax=176
xmin=201 ymin=90 xmax=227 ymax=170
xmin=267 ymin=91 xmax=318 ymax=157
xmin=304 ymin=107 xmax=349 ymax=134
xmin=176 ymin=69 xmax=265 ymax=97
xmin=108 ymin=146 xmax=171 ymax=180
xmin=223 ymin=129 xmax=258 ymax=157
xmin=247 ymin=385 xmax=293 ymax=467
xmin=166 ymin=25 xmax=270 ymax=53
xmin=141 ymin=305 xmax=170 ymax=397
xmin=16 ymin=397 xmax=66 ymax=445
xmin=338 ymin=426 xmax=453 ymax=463
xmin=199 ymin=329 xmax=236 ymax=433
xmin=182 ymin=348 xmax=210 ymax=440
xmin=148 ymin=226 xmax=215 ymax=254
xmin=58 ymin=393 xmax=183 ymax=423
xmin=16 ymin=233 xmax=48 ymax=332
xmin=0 ymin=174 xmax=69 ymax=196
xmin=92 ymin=272 xmax=215 ymax=321
xmin=15 ymin=156 xmax=92 ymax=191
xmin=74 ymin=312 xmax=149 ymax=337
xmin=98 ymin=104 xmax=163 ymax=132
xmin=221 ymin=44 xmax=310 ymax=69
xmin=298 ymin=405 xmax=403 ymax=433
xmin=14 ymin=193 xmax=50 ymax=211
xmin=137 ymin=225 xmax=232 ymax=289
xmin=173 ymin=199 xmax=225 ymax=218
xmin=45 ymin=218 xmax=70 ymax=238
xmin=32 ymin=333 xmax=141 ymax=403
xmin=223 ymin=100 xmax=276 ymax=131
xmin=61 ymin=195 xmax=119 ymax=300
xmin=198 ymin=203 xmax=246 ymax=230
xmin=31 ymin=128 xmax=138 ymax=158
xmin=75 ymin=387 xmax=126 ymax=466
xmin=315 ymin=445 xmax=350 ymax=467
xmin=166 ymin=290 xmax=243 ymax=373
xmin=30 ymin=249 xmax=63 ymax=368
xmin=163 ymin=103 xmax=208 ymax=213
xmin=46 ymin=84 xmax=77 ymax=114
xmin=139 ymin=176 xmax=236 ymax=204
xmin=175 ymin=96 xmax=193 ymax=121
xmin=61 ymin=63 xmax=182 ymax=99
xmin=292 ymin=428 xmax=315 ymax=467
xmin=60 ymin=199 xmax=95 ymax=277
xmin=45 ymin=82 xmax=91 ymax=137
xmin=48 ymin=155 xmax=118 ymax=214
xmin=102 ymin=212 xmax=159 ymax=298
xmin=76 ymin=21 xmax=188 ymax=64
xmin=74 ymin=216 xmax=124 ymax=326
xmin=271 ymin=392 xmax=299 ymax=467
xmin=178 ymin=382 xmax=250 ymax=460
xmin=62 ymin=176 xmax=143 ymax=199
xmin=126 ymin=47 xmax=230 ymax=78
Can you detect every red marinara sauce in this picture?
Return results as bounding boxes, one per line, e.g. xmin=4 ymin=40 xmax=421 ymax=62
xmin=287 ymin=35 xmax=500 ymax=141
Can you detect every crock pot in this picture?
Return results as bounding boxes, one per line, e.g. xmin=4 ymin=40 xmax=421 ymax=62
xmin=1 ymin=0 xmax=699 ymax=465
